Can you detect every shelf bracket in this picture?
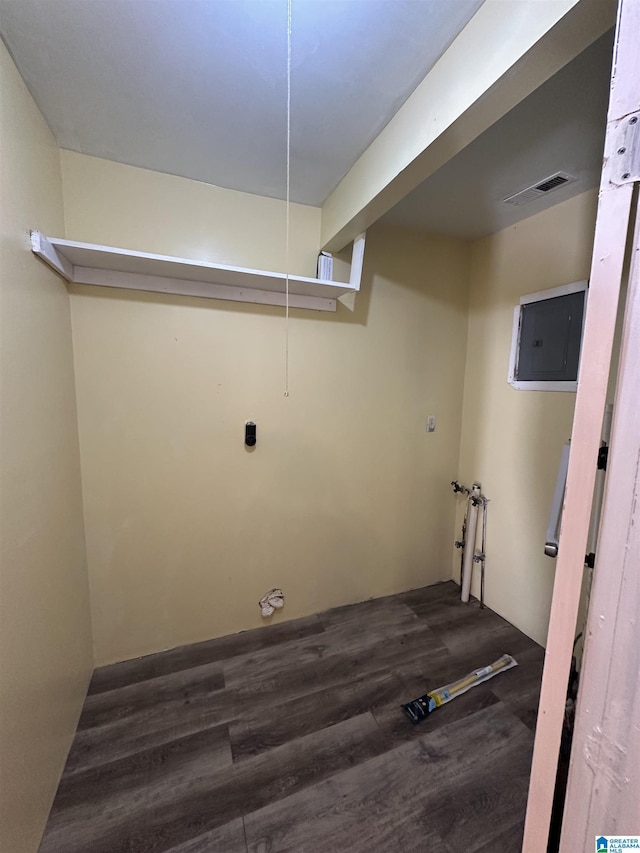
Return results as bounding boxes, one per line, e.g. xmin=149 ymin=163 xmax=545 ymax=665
xmin=30 ymin=231 xmax=73 ymax=281
xmin=349 ymin=232 xmax=366 ymax=291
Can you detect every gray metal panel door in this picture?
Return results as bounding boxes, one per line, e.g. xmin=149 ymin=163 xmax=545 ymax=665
xmin=518 ymin=291 xmax=585 ymax=382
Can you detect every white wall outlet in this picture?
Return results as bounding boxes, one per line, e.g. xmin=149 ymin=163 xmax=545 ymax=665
xmin=427 ymin=415 xmax=436 ymax=433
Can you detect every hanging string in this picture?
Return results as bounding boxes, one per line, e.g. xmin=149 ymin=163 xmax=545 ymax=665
xmin=283 ymin=0 xmax=292 ymax=397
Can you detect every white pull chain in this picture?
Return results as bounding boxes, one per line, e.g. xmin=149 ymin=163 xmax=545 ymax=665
xmin=284 ymin=0 xmax=292 ymax=397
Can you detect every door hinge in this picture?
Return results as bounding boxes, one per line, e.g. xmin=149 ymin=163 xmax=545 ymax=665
xmin=597 ymin=445 xmax=608 ymax=471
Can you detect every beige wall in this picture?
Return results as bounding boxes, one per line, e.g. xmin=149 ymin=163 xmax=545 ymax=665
xmin=61 ymin=157 xmax=470 ymax=664
xmin=61 ymin=151 xmax=322 ymax=277
xmin=0 ymin=42 xmax=93 ymax=853
xmin=456 ymin=189 xmax=598 ymax=646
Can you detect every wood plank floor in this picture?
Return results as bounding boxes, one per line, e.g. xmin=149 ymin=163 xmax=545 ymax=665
xmin=38 ymin=581 xmax=544 ymax=853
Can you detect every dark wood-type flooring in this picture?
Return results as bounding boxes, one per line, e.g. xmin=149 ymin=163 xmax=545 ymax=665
xmin=38 ymin=581 xmax=544 ymax=853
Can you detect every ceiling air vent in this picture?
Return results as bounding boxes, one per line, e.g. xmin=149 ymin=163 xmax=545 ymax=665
xmin=503 ymin=171 xmax=577 ymax=206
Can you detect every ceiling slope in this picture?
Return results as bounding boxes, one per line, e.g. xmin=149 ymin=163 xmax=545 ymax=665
xmin=382 ymin=31 xmax=613 ymax=239
xmin=320 ymin=0 xmax=616 ymax=251
xmin=0 ymin=0 xmax=484 ymax=206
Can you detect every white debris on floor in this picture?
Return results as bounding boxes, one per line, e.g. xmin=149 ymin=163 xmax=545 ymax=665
xmin=259 ymin=588 xmax=285 ymax=617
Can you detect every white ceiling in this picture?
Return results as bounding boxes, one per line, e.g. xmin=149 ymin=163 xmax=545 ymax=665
xmin=382 ymin=31 xmax=613 ymax=238
xmin=0 ymin=0 xmax=485 ymax=206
